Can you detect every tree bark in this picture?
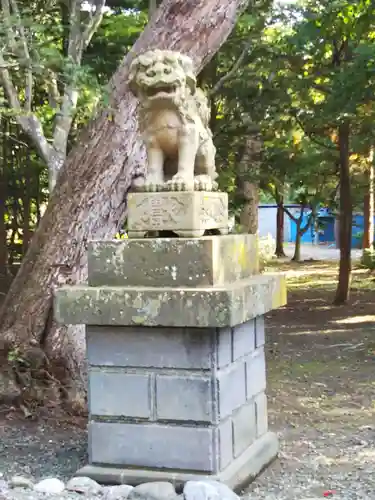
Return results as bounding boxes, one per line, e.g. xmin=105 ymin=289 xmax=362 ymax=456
xmin=22 ymin=155 xmax=32 ymax=255
xmin=0 ymin=118 xmax=8 ymax=276
xmin=363 ymin=192 xmax=370 ymax=249
xmin=237 ymin=135 xmax=261 ymax=235
xmin=149 ymin=0 xmax=158 ymax=16
xmin=0 ymin=0 xmax=250 ymax=397
xmin=362 ymin=149 xmax=374 ymax=250
xmin=292 ymin=227 xmax=302 ymax=262
xmin=239 ymin=181 xmax=259 ymax=234
xmin=334 ymin=121 xmax=352 ymax=305
xmin=275 ymin=200 xmax=286 ymax=257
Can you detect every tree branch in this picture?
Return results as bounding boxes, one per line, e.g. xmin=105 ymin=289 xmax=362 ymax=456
xmin=300 ymin=211 xmax=314 ymax=235
xmin=0 ymin=51 xmax=51 ymax=165
xmin=282 ymin=205 xmax=298 ymax=224
xmin=0 ymin=53 xmax=22 ymax=111
xmin=81 ymin=0 xmax=106 ymax=51
xmin=46 ymin=70 xmax=61 ymax=109
xmin=48 ymin=0 xmax=106 ymax=191
xmin=8 ymin=0 xmax=33 ymax=111
xmin=210 ymin=39 xmax=252 ymax=96
xmin=291 ymin=112 xmax=337 ymax=152
xmin=1 ymin=0 xmax=17 ymax=50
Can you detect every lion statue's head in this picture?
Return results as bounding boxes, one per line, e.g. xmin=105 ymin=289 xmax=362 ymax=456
xmin=128 ymin=49 xmax=196 ymax=104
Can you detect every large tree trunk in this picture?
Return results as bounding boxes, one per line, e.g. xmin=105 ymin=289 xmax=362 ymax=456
xmin=334 ymin=122 xmax=352 ymax=305
xmin=0 ymin=0 xmax=249 ymax=403
xmin=275 ymin=200 xmax=286 ymax=257
xmin=362 ymin=151 xmax=374 ymax=249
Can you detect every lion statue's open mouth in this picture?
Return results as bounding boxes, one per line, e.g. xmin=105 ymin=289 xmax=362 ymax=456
xmin=146 ymin=85 xmax=178 ymax=98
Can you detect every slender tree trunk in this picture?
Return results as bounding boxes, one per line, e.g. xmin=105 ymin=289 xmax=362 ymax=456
xmin=149 ymin=0 xmax=158 ymax=16
xmin=237 ymin=136 xmax=261 ymax=234
xmin=0 ymin=118 xmax=8 ymax=276
xmin=0 ymin=0 xmax=250 ymax=400
xmin=292 ymin=227 xmax=302 ymax=262
xmin=275 ymin=200 xmax=286 ymax=257
xmin=22 ymin=160 xmax=32 ymax=255
xmin=239 ymin=181 xmax=259 ymax=234
xmin=362 ymin=150 xmax=374 ymax=250
xmin=35 ymin=169 xmax=42 ymax=224
xmin=334 ymin=122 xmax=352 ymax=305
xmin=370 ymin=156 xmax=374 ymax=248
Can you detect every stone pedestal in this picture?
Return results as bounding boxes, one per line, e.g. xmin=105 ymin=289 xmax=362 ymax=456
xmin=54 ymin=234 xmax=286 ymax=490
xmin=127 ymin=191 xmax=229 ymax=238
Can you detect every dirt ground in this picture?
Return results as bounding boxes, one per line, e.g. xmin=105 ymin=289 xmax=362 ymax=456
xmin=282 ymin=242 xmax=362 ymax=261
xmin=1 ymin=254 xmax=375 ymax=499
xmin=245 ymin=258 xmax=375 ymax=499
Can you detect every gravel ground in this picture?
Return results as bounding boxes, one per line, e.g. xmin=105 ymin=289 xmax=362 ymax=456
xmin=1 ymin=415 xmax=374 ymax=499
xmin=244 ymin=426 xmax=375 ymax=500
xmin=1 ymin=257 xmax=374 ymax=500
xmin=282 ymin=243 xmax=362 ymax=261
xmin=0 ymin=416 xmax=87 ymax=482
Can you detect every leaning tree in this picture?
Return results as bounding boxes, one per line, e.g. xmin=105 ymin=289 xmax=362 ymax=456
xmin=0 ymin=0 xmax=251 ymax=407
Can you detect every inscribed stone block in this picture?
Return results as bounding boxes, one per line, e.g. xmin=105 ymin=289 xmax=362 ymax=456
xmin=127 ymin=191 xmax=228 ymax=237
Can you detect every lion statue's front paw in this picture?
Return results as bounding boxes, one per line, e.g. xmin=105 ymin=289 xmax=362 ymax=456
xmin=165 ymin=175 xmax=194 ymax=192
xmin=193 ymin=175 xmax=218 ymax=192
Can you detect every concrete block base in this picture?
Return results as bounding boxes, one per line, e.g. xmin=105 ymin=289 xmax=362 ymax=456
xmin=75 ymin=431 xmax=279 ymax=491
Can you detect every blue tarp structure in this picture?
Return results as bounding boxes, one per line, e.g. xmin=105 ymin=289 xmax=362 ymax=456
xmin=288 ymin=208 xmax=375 ymax=248
xmin=288 ymin=207 xmax=335 ymax=244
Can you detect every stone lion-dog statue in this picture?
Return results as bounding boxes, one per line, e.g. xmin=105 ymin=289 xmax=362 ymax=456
xmin=128 ymin=49 xmax=218 ymax=192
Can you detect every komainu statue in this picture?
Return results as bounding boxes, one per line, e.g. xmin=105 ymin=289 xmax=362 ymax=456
xmin=128 ymin=49 xmax=218 ymax=191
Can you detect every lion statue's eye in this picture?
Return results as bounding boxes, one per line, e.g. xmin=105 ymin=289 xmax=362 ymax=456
xmin=163 ymin=67 xmax=172 ymax=75
xmin=146 ymin=69 xmax=156 ymax=77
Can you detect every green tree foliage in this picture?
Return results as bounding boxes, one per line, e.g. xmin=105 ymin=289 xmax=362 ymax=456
xmin=271 ymin=0 xmax=375 ymax=301
xmin=0 ymin=0 xmax=146 ymax=269
xmin=1 ymin=0 xmax=375 ymax=300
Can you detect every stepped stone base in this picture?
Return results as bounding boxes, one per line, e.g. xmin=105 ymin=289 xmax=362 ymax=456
xmin=87 ymin=234 xmax=259 ymax=287
xmin=54 ymin=235 xmax=287 ymax=489
xmin=54 ymin=274 xmax=286 ymax=327
xmin=75 ymin=431 xmax=278 ymax=491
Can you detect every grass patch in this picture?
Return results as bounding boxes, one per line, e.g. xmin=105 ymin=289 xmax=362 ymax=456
xmin=265 ymin=258 xmax=375 ymax=292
